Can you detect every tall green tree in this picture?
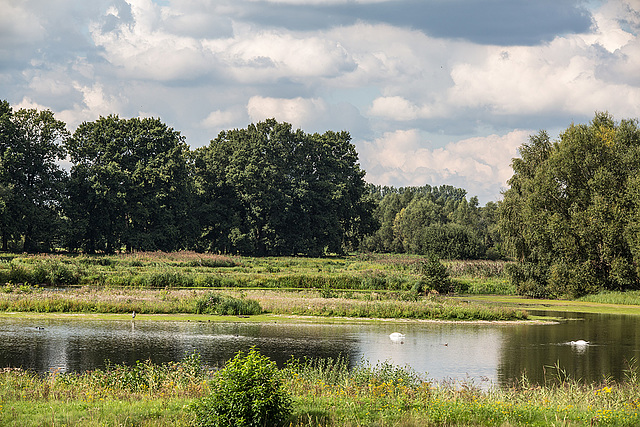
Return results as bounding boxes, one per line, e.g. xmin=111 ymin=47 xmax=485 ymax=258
xmin=66 ymin=116 xmax=195 ymax=252
xmin=0 ymin=102 xmax=68 ymax=252
xmin=194 ymin=119 xmax=374 ymax=256
xmin=362 ymin=184 xmax=494 ymax=259
xmin=500 ymin=112 xmax=640 ymax=297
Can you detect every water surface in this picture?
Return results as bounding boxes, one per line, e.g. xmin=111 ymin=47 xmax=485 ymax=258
xmin=3 ymin=311 xmax=640 ymax=387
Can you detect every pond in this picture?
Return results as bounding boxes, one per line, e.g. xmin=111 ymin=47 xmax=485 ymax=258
xmin=2 ymin=311 xmax=640 ymax=387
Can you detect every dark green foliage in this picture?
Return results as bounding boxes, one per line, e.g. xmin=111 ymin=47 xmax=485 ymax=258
xmin=0 ymin=98 xmax=500 ymax=260
xmin=0 ymin=103 xmax=68 ymax=252
xmin=193 ymin=119 xmax=375 ymax=256
xmin=191 ymin=348 xmax=292 ymax=427
xmin=65 ymin=115 xmax=196 ymax=253
xmin=416 ymin=254 xmax=451 ymax=294
xmin=362 ymin=184 xmax=500 ymax=259
xmin=0 ymin=259 xmax=81 ymax=286
xmin=501 ymin=112 xmax=640 ymax=297
xmin=195 ymin=293 xmax=262 ymax=315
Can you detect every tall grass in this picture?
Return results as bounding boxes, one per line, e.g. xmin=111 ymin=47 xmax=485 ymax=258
xmin=4 ymin=352 xmax=640 ymax=426
xmin=250 ymin=289 xmax=527 ymax=321
xmin=579 ymin=290 xmax=640 ymax=305
xmin=0 ymin=286 xmax=526 ymax=320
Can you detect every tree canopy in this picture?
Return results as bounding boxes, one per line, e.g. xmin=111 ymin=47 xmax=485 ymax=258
xmin=0 ymin=102 xmax=68 ymax=252
xmin=0 ymin=98 xmax=502 ymax=259
xmin=362 ymin=184 xmax=500 ymax=259
xmin=193 ymin=119 xmax=375 ymax=256
xmin=65 ymin=115 xmax=196 ymax=253
xmin=500 ymin=112 xmax=640 ymax=297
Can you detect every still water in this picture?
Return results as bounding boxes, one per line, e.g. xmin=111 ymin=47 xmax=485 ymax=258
xmin=2 ymin=311 xmax=640 ymax=387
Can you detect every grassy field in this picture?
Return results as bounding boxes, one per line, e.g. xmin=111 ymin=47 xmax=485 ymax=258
xmin=0 ymin=252 xmax=528 ymax=321
xmin=3 ymin=351 xmax=640 ymax=426
xmin=0 ymin=252 xmax=510 ymax=293
xmin=4 ymin=252 xmax=640 ymax=425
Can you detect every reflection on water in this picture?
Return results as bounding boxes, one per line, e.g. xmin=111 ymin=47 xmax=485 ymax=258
xmin=2 ymin=311 xmax=640 ymax=387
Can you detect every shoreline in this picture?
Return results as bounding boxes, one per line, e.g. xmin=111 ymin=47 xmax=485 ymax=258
xmin=0 ymin=311 xmax=555 ymax=325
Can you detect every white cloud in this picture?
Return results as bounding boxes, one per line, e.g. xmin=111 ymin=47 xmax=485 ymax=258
xmin=54 ymin=83 xmax=126 ymax=129
xmin=206 ymin=27 xmax=356 ymax=83
xmin=89 ymin=0 xmax=213 ymax=81
xmin=4 ymin=0 xmax=640 ymax=202
xmin=201 ymin=108 xmax=245 ymax=129
xmin=247 ymin=96 xmax=328 ymax=128
xmin=361 ymin=129 xmax=530 ymax=202
xmin=445 ymin=30 xmax=640 ymax=118
xmin=0 ymin=3 xmax=46 ymax=49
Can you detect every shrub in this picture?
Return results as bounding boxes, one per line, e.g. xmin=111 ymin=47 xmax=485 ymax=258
xmin=191 ymin=348 xmax=292 ymax=427
xmin=416 ymin=254 xmax=451 ymax=294
xmin=195 ymin=293 xmax=262 ymax=315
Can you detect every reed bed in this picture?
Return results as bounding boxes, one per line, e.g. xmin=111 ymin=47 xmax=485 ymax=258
xmin=579 ymin=290 xmax=640 ymax=306
xmin=0 ymin=286 xmax=527 ymax=321
xmin=249 ymin=289 xmax=527 ymax=321
xmin=2 ymin=353 xmax=640 ymax=426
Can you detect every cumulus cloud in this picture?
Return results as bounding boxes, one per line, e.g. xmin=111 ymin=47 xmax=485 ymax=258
xmin=206 ymin=28 xmax=356 ymax=83
xmin=201 ymin=108 xmax=246 ymax=130
xmin=247 ymin=96 xmax=328 ymax=128
xmin=2 ymin=0 xmax=640 ymax=203
xmin=89 ymin=1 xmax=214 ymax=82
xmin=360 ymin=129 xmax=530 ymax=202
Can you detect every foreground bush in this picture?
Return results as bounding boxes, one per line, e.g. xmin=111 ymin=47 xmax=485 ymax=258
xmin=190 ymin=348 xmax=292 ymax=427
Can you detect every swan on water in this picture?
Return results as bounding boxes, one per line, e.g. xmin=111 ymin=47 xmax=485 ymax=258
xmin=569 ymin=340 xmax=589 ymax=346
xmin=389 ymin=332 xmax=405 ymax=341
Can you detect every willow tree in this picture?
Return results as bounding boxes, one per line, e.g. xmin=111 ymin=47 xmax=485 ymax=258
xmin=500 ymin=112 xmax=640 ymax=297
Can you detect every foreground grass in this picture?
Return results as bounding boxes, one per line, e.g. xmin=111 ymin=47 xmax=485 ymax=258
xmin=3 ymin=354 xmax=640 ymax=426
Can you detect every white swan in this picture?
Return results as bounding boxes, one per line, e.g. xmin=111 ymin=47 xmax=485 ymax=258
xmin=569 ymin=340 xmax=589 ymax=346
xmin=389 ymin=332 xmax=405 ymax=342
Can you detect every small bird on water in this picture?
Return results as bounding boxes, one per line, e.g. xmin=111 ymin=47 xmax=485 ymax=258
xmin=132 ymin=311 xmax=136 ymax=319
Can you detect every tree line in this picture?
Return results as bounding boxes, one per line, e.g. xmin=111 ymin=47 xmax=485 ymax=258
xmin=0 ymin=100 xmax=500 ymax=258
xmin=500 ymin=112 xmax=640 ymax=297
xmin=5 ymin=99 xmax=640 ymax=296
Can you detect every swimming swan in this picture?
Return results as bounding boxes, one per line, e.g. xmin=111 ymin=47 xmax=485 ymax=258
xmin=569 ymin=340 xmax=589 ymax=346
xmin=389 ymin=332 xmax=405 ymax=341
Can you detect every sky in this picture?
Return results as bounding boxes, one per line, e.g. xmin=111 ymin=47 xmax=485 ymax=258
xmin=1 ymin=0 xmax=639 ymax=204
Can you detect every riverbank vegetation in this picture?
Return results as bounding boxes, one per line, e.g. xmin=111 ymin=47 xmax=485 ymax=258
xmin=0 ymin=252 xmax=528 ymax=321
xmin=3 ymin=350 xmax=640 ymax=426
xmin=0 ymin=252 xmax=509 ymax=292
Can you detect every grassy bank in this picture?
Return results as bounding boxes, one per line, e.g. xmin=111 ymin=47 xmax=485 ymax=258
xmin=455 ymin=294 xmax=640 ymax=317
xmin=0 ymin=252 xmax=511 ymax=293
xmin=3 ymin=352 xmax=640 ymax=426
xmin=0 ymin=286 xmax=528 ymax=321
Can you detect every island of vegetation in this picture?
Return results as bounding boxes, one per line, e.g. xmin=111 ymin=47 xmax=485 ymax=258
xmin=3 ymin=100 xmax=640 ymax=425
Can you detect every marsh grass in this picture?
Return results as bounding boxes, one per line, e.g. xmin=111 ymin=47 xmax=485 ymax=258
xmin=0 ymin=253 xmax=464 ymax=292
xmin=3 ymin=352 xmax=640 ymax=426
xmin=579 ymin=290 xmax=640 ymax=306
xmin=0 ymin=286 xmax=527 ymax=320
xmin=251 ymin=289 xmax=527 ymax=321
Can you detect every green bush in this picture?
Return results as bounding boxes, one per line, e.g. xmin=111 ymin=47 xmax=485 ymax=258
xmin=416 ymin=254 xmax=451 ymax=294
xmin=195 ymin=293 xmax=262 ymax=315
xmin=191 ymin=348 xmax=292 ymax=427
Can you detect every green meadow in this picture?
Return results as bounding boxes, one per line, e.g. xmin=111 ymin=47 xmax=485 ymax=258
xmin=3 ymin=252 xmax=640 ymax=425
